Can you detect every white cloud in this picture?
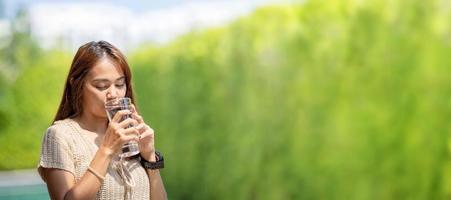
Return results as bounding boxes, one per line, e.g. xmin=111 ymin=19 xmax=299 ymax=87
xmin=26 ymin=0 xmax=287 ymax=51
xmin=29 ymin=3 xmax=134 ymax=50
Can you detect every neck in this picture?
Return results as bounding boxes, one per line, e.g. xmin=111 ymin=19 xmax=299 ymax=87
xmin=74 ymin=112 xmax=109 ymax=135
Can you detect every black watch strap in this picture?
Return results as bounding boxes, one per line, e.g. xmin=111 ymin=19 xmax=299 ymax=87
xmin=140 ymin=151 xmax=164 ymax=169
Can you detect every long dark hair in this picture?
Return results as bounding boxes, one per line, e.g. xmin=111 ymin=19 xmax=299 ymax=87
xmin=53 ymin=41 xmax=136 ymax=122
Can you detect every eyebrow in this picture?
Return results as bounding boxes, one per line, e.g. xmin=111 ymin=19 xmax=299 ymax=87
xmin=92 ymin=76 xmax=125 ymax=83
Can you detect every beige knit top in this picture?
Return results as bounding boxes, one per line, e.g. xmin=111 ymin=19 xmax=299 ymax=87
xmin=38 ymin=118 xmax=150 ymax=199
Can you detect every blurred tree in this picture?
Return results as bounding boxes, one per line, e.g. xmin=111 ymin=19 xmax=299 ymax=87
xmin=0 ymin=0 xmax=449 ymax=199
xmin=0 ymin=0 xmax=8 ymax=131
xmin=0 ymin=6 xmax=41 ymax=134
xmin=0 ymin=7 xmax=40 ymax=78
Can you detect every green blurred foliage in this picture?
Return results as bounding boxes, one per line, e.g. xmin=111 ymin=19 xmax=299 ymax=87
xmin=0 ymin=0 xmax=450 ymax=199
xmin=0 ymin=6 xmax=42 ymax=133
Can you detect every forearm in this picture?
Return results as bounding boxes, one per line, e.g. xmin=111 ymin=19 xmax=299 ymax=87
xmin=147 ymin=169 xmax=167 ymax=200
xmin=64 ymin=147 xmax=113 ymax=199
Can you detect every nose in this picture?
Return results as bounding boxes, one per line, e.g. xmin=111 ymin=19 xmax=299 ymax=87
xmin=106 ymin=86 xmax=119 ymax=100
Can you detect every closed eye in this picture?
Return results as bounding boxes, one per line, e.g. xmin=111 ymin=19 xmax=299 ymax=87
xmin=95 ymin=85 xmax=109 ymax=90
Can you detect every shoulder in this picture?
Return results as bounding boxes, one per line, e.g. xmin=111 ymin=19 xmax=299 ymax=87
xmin=43 ymin=118 xmax=77 ymax=140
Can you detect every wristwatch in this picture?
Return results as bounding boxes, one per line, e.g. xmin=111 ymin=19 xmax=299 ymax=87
xmin=140 ymin=151 xmax=164 ymax=169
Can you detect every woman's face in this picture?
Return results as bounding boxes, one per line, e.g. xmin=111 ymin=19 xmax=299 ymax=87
xmin=81 ymin=58 xmax=127 ymax=119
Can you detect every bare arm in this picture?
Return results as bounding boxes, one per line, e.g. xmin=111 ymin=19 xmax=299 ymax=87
xmin=41 ymin=110 xmax=139 ymax=200
xmin=147 ymin=169 xmax=167 ymax=200
xmin=144 ymin=152 xmax=167 ymax=200
xmin=42 ymin=147 xmax=113 ymax=200
xmin=130 ymin=105 xmax=167 ymax=200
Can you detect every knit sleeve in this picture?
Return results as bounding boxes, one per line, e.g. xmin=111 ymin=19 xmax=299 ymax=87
xmin=38 ymin=126 xmax=75 ymax=177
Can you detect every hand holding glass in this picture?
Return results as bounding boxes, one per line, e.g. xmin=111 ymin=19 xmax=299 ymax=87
xmin=105 ymin=97 xmax=140 ymax=158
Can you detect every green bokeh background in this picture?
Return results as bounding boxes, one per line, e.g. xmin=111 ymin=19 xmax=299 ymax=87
xmin=0 ymin=0 xmax=450 ymax=199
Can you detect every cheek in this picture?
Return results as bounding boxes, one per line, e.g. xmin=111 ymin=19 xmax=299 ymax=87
xmin=83 ymin=87 xmax=108 ymax=112
xmin=89 ymin=98 xmax=107 ymax=117
xmin=96 ymin=104 xmax=107 ymax=116
xmin=88 ymin=91 xmax=106 ymax=103
xmin=120 ymin=87 xmax=127 ymax=97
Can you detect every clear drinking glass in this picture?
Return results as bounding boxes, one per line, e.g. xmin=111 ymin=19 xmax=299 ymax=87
xmin=105 ymin=97 xmax=140 ymax=158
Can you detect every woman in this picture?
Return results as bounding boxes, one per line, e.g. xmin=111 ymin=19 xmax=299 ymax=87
xmin=38 ymin=41 xmax=167 ymax=200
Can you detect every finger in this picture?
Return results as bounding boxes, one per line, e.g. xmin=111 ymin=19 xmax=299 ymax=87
xmin=118 ymin=118 xmax=138 ymax=128
xmin=134 ymin=123 xmax=146 ymax=134
xmin=135 ymin=123 xmax=145 ymax=130
xmin=108 ymin=122 xmax=120 ymax=132
xmin=139 ymin=126 xmax=154 ymax=137
xmin=139 ymin=130 xmax=154 ymax=140
xmin=135 ymin=124 xmax=153 ymax=136
xmin=111 ymin=110 xmax=132 ymax=123
xmin=130 ymin=105 xmax=138 ymax=114
xmin=146 ymin=125 xmax=154 ymax=133
xmin=121 ymin=126 xmax=140 ymax=136
xmin=132 ymin=113 xmax=144 ymax=124
xmin=120 ymin=134 xmax=139 ymax=143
